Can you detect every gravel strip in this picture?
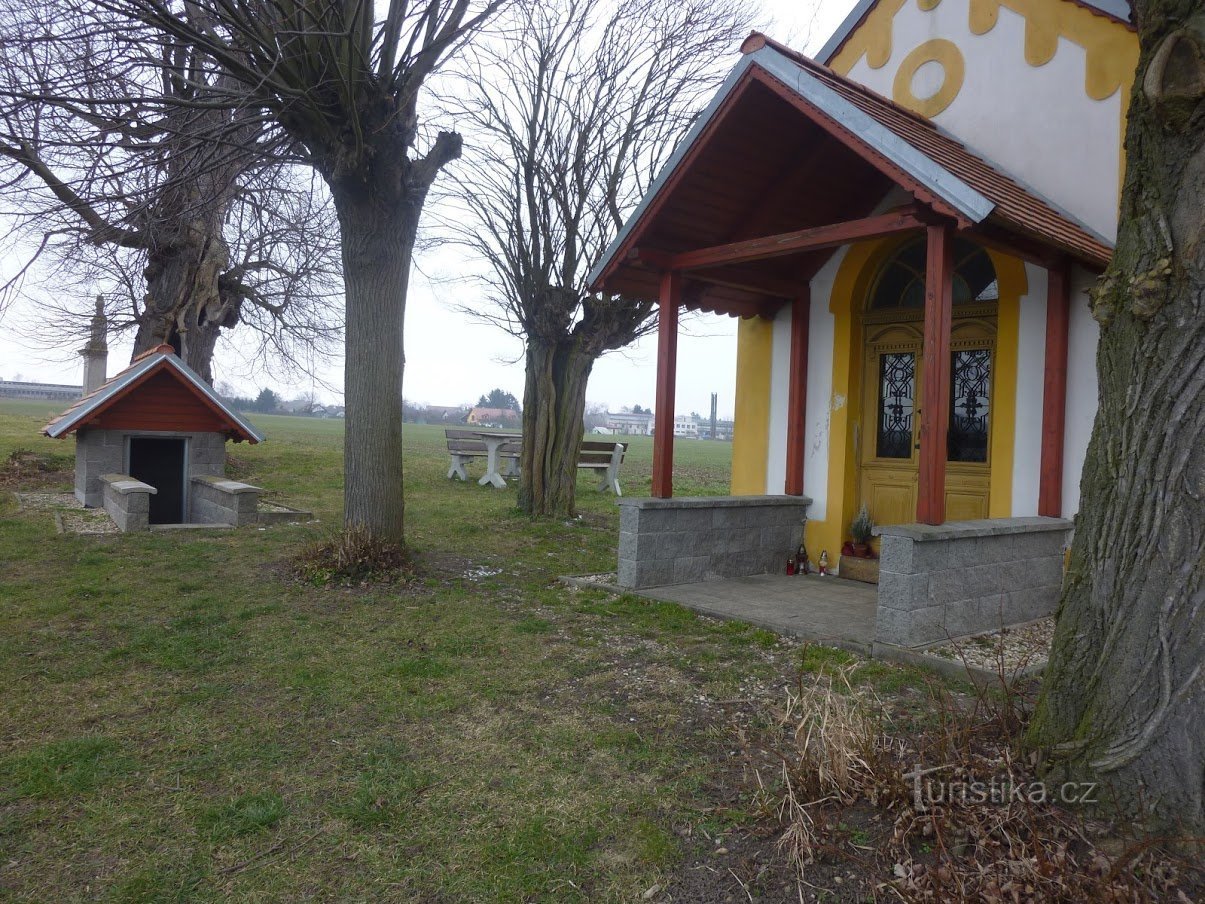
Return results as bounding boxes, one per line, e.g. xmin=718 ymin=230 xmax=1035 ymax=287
xmin=926 ymin=618 xmax=1054 ymax=673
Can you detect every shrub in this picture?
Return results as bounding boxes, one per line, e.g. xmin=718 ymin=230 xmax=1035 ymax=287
xmin=294 ymin=525 xmax=416 ymax=586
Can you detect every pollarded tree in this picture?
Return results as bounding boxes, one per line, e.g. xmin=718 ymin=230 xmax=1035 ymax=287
xmin=0 ymin=0 xmax=342 ymax=382
xmin=1030 ymin=0 xmax=1204 ymax=834
xmin=94 ymin=0 xmax=505 ymax=543
xmin=443 ymin=0 xmax=747 ymax=517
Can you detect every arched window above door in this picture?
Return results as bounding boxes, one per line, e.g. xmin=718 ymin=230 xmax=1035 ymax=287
xmin=868 ymin=236 xmax=998 ymax=311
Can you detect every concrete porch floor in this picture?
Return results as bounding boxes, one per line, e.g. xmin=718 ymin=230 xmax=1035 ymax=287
xmin=635 ymin=573 xmax=878 ymax=654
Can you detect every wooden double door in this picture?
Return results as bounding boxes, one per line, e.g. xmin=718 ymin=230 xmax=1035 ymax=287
xmin=859 ymin=316 xmax=996 ymax=526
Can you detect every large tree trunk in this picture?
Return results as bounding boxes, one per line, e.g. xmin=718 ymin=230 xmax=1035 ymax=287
xmin=519 ymin=336 xmax=595 ymax=517
xmin=332 ymin=191 xmax=416 ymax=544
xmin=1030 ymin=3 xmax=1204 ymax=834
xmin=132 ymin=238 xmax=233 ymax=383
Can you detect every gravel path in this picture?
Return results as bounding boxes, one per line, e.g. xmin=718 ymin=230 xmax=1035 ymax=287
xmin=926 ymin=618 xmax=1054 ymax=673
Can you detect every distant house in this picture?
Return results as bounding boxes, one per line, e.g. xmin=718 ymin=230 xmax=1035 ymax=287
xmin=0 ymin=380 xmax=82 ymax=402
xmin=605 ymin=411 xmax=654 ymax=435
xmin=466 ymin=406 xmax=520 ymax=427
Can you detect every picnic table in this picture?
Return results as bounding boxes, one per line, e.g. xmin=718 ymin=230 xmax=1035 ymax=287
xmin=444 ymin=430 xmax=627 ymax=493
xmin=471 ymin=430 xmax=522 ymax=488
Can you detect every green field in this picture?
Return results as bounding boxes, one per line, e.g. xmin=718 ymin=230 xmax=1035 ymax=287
xmin=0 ymin=400 xmax=798 ymax=901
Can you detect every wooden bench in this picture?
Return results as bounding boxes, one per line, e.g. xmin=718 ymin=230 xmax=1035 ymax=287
xmin=578 ymin=441 xmax=628 ymax=495
xmin=445 ymin=428 xmax=520 ymax=481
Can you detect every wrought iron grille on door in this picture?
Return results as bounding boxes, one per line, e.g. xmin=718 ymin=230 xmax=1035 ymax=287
xmin=876 ymin=352 xmax=916 ymax=459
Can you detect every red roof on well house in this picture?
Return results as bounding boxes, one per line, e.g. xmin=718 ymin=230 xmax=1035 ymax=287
xmin=43 ymin=345 xmax=263 ymax=443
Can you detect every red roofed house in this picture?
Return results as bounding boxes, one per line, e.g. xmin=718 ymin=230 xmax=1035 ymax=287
xmin=589 ymin=0 xmax=1136 ymax=648
xmin=43 ymin=312 xmax=264 ymax=530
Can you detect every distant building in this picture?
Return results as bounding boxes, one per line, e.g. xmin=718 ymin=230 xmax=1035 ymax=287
xmin=605 ymin=411 xmax=654 ymax=435
xmin=466 ymin=406 xmax=520 ymax=427
xmin=0 ymin=380 xmax=82 ymax=402
xmin=698 ymin=419 xmax=735 ymax=441
xmin=673 ymin=415 xmax=698 ymax=438
xmin=420 ymin=404 xmax=469 ymax=424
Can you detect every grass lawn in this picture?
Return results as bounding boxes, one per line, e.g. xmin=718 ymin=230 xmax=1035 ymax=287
xmin=0 ymin=401 xmax=817 ymax=902
xmin=3 ymin=401 xmax=1198 ymax=903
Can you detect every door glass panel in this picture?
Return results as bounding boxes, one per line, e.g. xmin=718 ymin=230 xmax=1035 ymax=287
xmin=876 ymin=352 xmax=915 ymax=459
xmin=949 ymin=348 xmax=991 ymax=462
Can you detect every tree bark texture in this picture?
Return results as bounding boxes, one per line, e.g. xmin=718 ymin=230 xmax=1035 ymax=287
xmin=519 ymin=336 xmax=595 ymax=517
xmin=132 ymin=236 xmax=234 ymax=382
xmin=129 ymin=72 xmax=250 ymax=383
xmin=333 ymin=192 xmax=416 ymax=544
xmin=1030 ymin=3 xmax=1204 ymax=834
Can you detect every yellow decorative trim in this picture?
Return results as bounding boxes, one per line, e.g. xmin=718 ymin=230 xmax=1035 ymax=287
xmin=829 ymin=0 xmax=1137 ymax=102
xmin=967 ymin=0 xmax=1137 ymax=100
xmin=985 ymin=249 xmax=1026 ymax=519
xmin=892 ymin=39 xmax=966 ymax=116
xmin=828 ymin=0 xmax=906 ymax=74
xmin=730 ymin=317 xmax=773 ymax=495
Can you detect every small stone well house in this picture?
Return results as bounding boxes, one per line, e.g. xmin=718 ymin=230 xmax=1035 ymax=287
xmin=43 ymin=344 xmax=264 ymax=531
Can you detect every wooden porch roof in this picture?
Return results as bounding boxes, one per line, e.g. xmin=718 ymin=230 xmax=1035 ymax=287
xmin=588 ymin=35 xmax=1114 ymax=318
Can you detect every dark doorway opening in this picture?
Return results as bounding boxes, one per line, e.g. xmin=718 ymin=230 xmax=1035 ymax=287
xmin=128 ymin=437 xmax=186 ymax=524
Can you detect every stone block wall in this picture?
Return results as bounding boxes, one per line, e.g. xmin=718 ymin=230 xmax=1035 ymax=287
xmin=190 ymin=475 xmax=261 ymax=526
xmin=189 ymin=433 xmax=227 ymax=478
xmin=75 ymin=430 xmax=124 ymax=508
xmin=875 ymin=517 xmax=1073 ymax=648
xmin=101 ymin=473 xmax=156 ymax=532
xmin=74 ymin=429 xmax=228 ymax=510
xmin=617 ymin=496 xmax=811 ymax=589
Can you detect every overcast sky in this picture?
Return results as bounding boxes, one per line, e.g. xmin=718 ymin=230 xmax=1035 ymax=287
xmin=0 ymin=0 xmax=857 ymax=417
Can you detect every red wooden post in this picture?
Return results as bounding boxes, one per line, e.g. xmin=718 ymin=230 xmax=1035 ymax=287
xmin=785 ymin=287 xmax=810 ymax=495
xmin=1038 ymin=261 xmax=1071 ymax=517
xmin=917 ymin=224 xmax=954 ymax=525
xmin=652 ymin=271 xmax=682 ymax=498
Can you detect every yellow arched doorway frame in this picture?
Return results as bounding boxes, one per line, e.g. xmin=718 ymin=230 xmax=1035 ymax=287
xmin=802 ymin=237 xmax=1027 ymax=562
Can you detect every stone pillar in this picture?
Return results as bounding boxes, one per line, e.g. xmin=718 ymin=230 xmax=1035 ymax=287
xmin=79 ymin=295 xmax=108 ymax=395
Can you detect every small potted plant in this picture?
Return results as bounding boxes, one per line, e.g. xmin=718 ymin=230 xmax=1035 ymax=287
xmin=850 ymin=505 xmax=874 ymax=557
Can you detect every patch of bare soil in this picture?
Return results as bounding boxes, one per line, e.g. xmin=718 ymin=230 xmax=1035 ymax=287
xmin=1 ymin=449 xmax=72 ymax=490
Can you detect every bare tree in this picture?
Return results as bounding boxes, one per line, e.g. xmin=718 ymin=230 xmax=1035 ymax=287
xmin=443 ymin=0 xmax=747 ymax=516
xmin=1030 ymin=0 xmax=1203 ymax=834
xmin=71 ymin=0 xmax=506 ymax=543
xmin=0 ymin=0 xmax=343 ymax=382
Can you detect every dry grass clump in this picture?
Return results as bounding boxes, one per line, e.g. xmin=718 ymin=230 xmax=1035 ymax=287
xmin=769 ymin=666 xmax=897 ymax=873
xmin=753 ymin=654 xmax=1200 ymax=902
xmin=294 ymin=524 xmax=417 ymax=586
xmin=0 ymin=447 xmax=71 ymax=488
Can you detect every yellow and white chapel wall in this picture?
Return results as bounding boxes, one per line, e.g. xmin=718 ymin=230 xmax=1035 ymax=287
xmin=745 ymin=244 xmax=1072 ymax=561
xmin=729 ymin=0 xmax=1134 ymax=554
xmin=828 ymin=0 xmax=1136 ymax=241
